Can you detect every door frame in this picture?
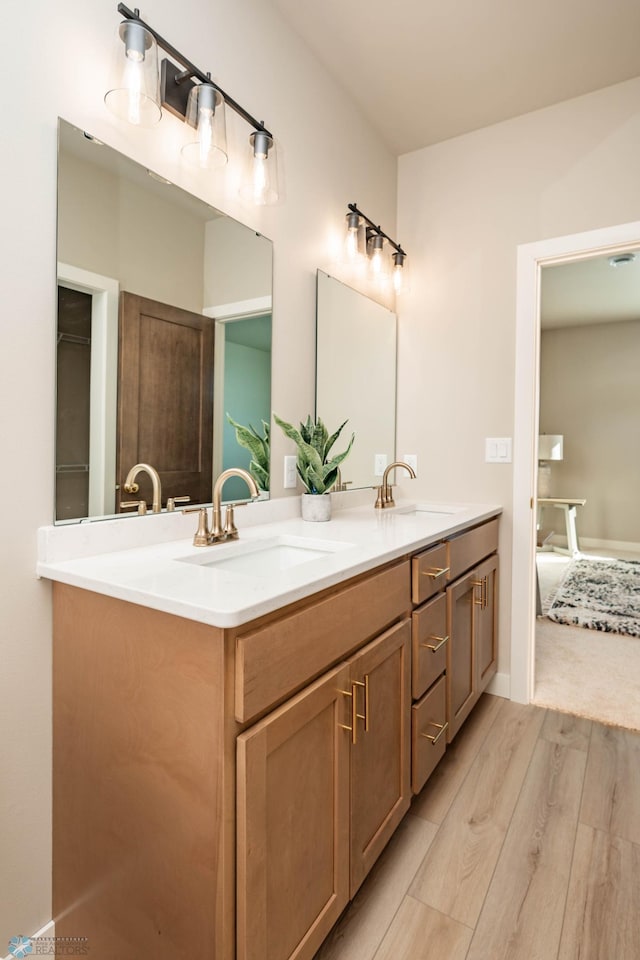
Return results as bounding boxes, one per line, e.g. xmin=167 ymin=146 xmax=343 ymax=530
xmin=57 ymin=263 xmax=119 ymax=517
xmin=510 ymin=219 xmax=640 ymax=704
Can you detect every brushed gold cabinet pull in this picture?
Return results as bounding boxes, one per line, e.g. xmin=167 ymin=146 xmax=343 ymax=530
xmin=339 ymin=683 xmax=358 ymax=744
xmin=420 ymin=634 xmax=449 ymax=653
xmin=472 ymin=578 xmax=484 ymax=606
xmin=421 ymin=721 xmax=449 ymax=745
xmin=483 ymin=575 xmax=488 ymax=609
xmin=422 ymin=566 xmax=450 ymax=580
xmin=353 ymin=676 xmax=370 ymax=732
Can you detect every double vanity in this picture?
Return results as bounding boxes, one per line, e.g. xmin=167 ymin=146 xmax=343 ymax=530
xmin=39 ymin=497 xmax=500 ymax=960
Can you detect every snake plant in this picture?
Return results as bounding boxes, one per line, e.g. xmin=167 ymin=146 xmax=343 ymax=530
xmin=273 ymin=414 xmax=355 ymax=494
xmin=226 ymin=414 xmax=270 ymax=492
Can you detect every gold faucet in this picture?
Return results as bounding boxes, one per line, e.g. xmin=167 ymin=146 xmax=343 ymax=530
xmin=123 ymin=463 xmax=162 ymax=513
xmin=183 ymin=468 xmax=260 ymax=546
xmin=375 ymin=460 xmax=416 ymax=509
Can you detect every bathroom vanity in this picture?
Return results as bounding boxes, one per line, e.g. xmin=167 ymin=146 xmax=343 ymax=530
xmin=42 ymin=500 xmax=500 ymax=960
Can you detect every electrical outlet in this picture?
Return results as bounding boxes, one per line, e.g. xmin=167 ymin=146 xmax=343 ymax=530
xmin=374 ymin=453 xmax=388 ymax=476
xmin=284 ymin=455 xmax=297 ymax=488
xmin=403 ymin=453 xmax=418 ymax=474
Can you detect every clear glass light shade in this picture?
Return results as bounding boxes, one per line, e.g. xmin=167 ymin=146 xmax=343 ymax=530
xmin=343 ymin=211 xmax=366 ymax=266
xmin=239 ymin=130 xmax=279 ymax=206
xmin=392 ymin=251 xmax=411 ymax=294
xmin=181 ymin=83 xmax=228 ymax=169
xmin=104 ymin=20 xmax=162 ymax=127
xmin=368 ymin=233 xmax=389 ymax=286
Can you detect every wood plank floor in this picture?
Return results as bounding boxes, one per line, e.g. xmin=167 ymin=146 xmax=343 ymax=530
xmin=314 ymin=694 xmax=640 ymax=960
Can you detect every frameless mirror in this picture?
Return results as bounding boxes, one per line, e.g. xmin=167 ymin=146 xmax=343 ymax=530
xmin=316 ymin=270 xmax=396 ymax=490
xmin=55 ymin=119 xmax=272 ymax=523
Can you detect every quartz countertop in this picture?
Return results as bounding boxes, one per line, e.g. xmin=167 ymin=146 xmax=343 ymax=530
xmin=37 ymin=500 xmax=501 ymax=628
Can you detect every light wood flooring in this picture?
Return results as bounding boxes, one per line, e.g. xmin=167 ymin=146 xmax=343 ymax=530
xmin=313 ymin=694 xmax=640 ymax=960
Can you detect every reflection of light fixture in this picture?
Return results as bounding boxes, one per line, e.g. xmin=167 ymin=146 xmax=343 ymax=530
xmin=343 ymin=203 xmax=409 ymax=293
xmin=537 ymin=434 xmax=563 ymax=498
xmin=608 ymin=252 xmax=637 ymax=267
xmin=182 ymin=81 xmax=227 ymax=169
xmin=105 ymin=3 xmax=278 ymax=204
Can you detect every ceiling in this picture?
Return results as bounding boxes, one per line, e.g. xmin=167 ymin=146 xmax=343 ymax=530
xmin=541 ymin=251 xmax=640 ymax=329
xmin=271 ymin=0 xmax=640 ymax=155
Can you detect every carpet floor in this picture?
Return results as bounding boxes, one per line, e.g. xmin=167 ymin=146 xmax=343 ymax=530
xmin=534 ymin=549 xmax=640 ymax=732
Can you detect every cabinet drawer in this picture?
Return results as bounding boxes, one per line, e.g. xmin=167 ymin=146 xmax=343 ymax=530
xmin=411 ymin=542 xmax=449 ymax=605
xmin=412 ymin=593 xmax=447 ymax=700
xmin=448 ymin=518 xmax=498 ymax=581
xmin=235 ymin=560 xmax=411 ymax=722
xmin=411 ymin=675 xmax=447 ymax=794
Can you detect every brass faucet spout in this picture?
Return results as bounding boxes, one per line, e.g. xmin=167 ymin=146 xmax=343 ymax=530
xmin=123 ymin=462 xmax=162 ymax=513
xmin=375 ymin=460 xmax=416 ymax=509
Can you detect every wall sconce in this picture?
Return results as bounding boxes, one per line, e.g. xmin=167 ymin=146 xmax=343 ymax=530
xmin=105 ymin=4 xmax=279 ymax=203
xmin=343 ymin=203 xmax=409 ymax=293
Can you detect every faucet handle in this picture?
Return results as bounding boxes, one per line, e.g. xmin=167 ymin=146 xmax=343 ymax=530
xmin=182 ymin=506 xmax=211 ymax=547
xmin=121 ymin=499 xmax=148 ymax=515
xmin=166 ymin=496 xmax=191 ymax=512
xmin=223 ymin=502 xmax=248 ymax=540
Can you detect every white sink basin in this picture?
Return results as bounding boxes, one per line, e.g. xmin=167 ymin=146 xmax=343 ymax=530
xmin=392 ymin=503 xmax=467 ymax=519
xmin=177 ymin=535 xmax=353 ymax=578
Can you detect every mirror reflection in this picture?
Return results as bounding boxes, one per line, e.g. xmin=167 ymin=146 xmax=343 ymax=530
xmin=316 ymin=270 xmax=396 ymax=490
xmin=55 ymin=119 xmax=273 ymax=523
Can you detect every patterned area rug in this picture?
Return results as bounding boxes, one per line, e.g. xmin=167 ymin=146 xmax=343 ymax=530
xmin=547 ymin=556 xmax=640 ymax=637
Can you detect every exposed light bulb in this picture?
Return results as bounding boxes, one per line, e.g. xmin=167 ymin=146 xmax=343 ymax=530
xmin=241 ymin=129 xmax=276 ymax=206
xmin=392 ymin=251 xmax=408 ymax=294
xmin=344 ymin=212 xmax=361 ymax=263
xmin=369 ymin=234 xmax=385 ymax=277
xmin=123 ymin=56 xmax=144 ymax=125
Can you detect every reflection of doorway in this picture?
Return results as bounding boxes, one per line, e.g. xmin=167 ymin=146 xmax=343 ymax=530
xmin=117 ymin=293 xmax=215 ymax=510
xmin=216 ymin=314 xmax=272 ymax=501
xmin=511 ymin=220 xmax=640 ymax=706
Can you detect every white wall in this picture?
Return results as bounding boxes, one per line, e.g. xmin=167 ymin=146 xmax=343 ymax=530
xmin=397 ymin=77 xmax=640 ymax=684
xmin=0 ymin=0 xmax=396 ymax=942
xmin=540 ymin=319 xmax=640 ymax=544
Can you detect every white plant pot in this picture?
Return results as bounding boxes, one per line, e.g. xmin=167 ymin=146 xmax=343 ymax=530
xmin=301 ymin=493 xmax=332 ymax=522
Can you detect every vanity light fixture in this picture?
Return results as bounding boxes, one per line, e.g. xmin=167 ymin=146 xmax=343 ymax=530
xmin=105 ymin=4 xmax=279 ymax=203
xmin=344 ymin=203 xmax=409 ymax=293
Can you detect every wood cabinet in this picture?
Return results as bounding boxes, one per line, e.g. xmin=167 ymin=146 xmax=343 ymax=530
xmin=52 ymin=516 xmax=499 ymax=960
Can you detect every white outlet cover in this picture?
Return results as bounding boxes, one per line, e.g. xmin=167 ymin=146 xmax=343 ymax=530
xmin=402 ymin=454 xmax=418 ymax=473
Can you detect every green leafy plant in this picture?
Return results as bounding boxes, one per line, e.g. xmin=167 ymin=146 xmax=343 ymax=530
xmin=273 ymin=414 xmax=355 ymax=494
xmin=226 ymin=414 xmax=270 ymax=492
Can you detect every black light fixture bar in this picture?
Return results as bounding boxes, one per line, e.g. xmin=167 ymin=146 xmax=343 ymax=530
xmin=348 ymin=202 xmax=406 ymax=256
xmin=116 ymin=3 xmax=272 ymax=137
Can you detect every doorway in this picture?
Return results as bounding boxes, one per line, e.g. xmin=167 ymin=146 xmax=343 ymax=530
xmin=511 ymin=219 xmax=640 ymax=705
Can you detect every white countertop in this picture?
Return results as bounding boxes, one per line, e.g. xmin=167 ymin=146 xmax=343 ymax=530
xmin=37 ymin=500 xmax=501 ymax=628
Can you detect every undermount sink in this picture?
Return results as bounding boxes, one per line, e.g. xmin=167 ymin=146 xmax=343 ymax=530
xmin=392 ymin=503 xmax=467 ymax=519
xmin=177 ymin=535 xmax=353 ymax=578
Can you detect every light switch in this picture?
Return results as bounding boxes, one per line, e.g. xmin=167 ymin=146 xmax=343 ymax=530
xmin=374 ymin=453 xmax=388 ymax=476
xmin=485 ymin=438 xmax=512 ymax=463
xmin=284 ymin=455 xmax=297 ymax=488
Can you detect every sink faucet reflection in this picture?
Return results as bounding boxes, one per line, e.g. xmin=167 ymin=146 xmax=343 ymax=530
xmin=123 ymin=462 xmax=162 ymax=513
xmin=375 ymin=460 xmax=417 ymax=509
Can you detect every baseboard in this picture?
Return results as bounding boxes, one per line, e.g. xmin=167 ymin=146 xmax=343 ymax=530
xmin=3 ymin=920 xmax=55 ymax=960
xmin=486 ymin=671 xmax=510 ymax=699
xmin=578 ymin=537 xmax=640 ymax=554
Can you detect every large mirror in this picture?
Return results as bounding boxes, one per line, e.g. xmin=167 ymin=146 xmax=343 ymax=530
xmin=316 ymin=270 xmax=396 ymax=489
xmin=55 ymin=119 xmax=272 ymax=523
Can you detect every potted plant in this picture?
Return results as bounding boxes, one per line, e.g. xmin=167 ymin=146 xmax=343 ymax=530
xmin=226 ymin=414 xmax=270 ymax=493
xmin=273 ymin=413 xmax=355 ymax=521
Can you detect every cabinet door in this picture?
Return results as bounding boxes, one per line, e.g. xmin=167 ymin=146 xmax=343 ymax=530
xmin=446 ymin=570 xmax=479 ymax=742
xmin=475 ymin=553 xmax=499 ymax=692
xmin=237 ymin=663 xmax=351 ymax=960
xmin=349 ymin=619 xmax=411 ymax=897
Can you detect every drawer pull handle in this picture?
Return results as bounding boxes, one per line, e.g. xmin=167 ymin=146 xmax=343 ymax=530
xmin=421 ymin=721 xmax=449 ymax=746
xmin=339 ymin=683 xmax=358 ymax=744
xmin=422 ymin=566 xmax=450 ymax=580
xmin=472 ymin=576 xmax=488 ymax=608
xmin=353 ymin=675 xmax=370 ymax=732
xmin=421 ymin=634 xmax=449 ymax=653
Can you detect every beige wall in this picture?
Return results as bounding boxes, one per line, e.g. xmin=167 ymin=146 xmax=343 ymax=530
xmin=0 ymin=0 xmax=396 ymax=942
xmin=203 ymin=216 xmax=272 ymax=308
xmin=540 ymin=319 xmax=640 ymax=544
xmin=58 ymin=150 xmax=206 ymax=313
xmin=397 ymin=77 xmax=640 ymax=681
